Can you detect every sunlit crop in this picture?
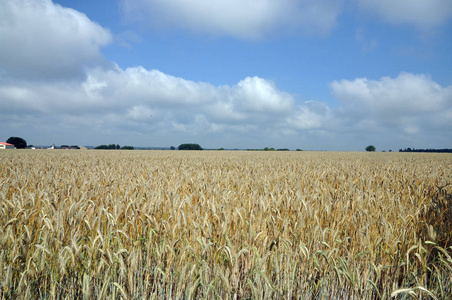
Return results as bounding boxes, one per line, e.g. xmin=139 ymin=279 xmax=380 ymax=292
xmin=1 ymin=150 xmax=451 ymax=299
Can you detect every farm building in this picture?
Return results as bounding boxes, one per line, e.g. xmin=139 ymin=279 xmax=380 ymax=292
xmin=0 ymin=142 xmax=15 ymax=149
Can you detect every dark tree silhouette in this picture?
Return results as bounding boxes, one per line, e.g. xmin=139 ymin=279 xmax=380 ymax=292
xmin=399 ymin=147 xmax=452 ymax=153
xmin=6 ymin=136 xmax=27 ymax=149
xmin=178 ymin=143 xmax=203 ymax=150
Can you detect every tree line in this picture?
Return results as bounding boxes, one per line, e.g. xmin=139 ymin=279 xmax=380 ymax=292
xmin=399 ymin=148 xmax=452 ymax=153
xmin=95 ymin=144 xmax=134 ymax=150
xmin=247 ymin=147 xmax=298 ymax=151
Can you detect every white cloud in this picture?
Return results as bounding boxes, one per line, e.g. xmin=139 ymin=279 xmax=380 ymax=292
xmin=233 ymin=77 xmax=294 ymax=113
xmin=287 ymin=101 xmax=334 ymax=130
xmin=331 ymin=72 xmax=452 ymax=133
xmin=1 ymin=66 xmax=296 ymax=116
xmin=2 ymin=65 xmax=451 ymax=149
xmin=0 ymin=65 xmax=307 ymax=145
xmin=120 ymin=0 xmax=343 ymax=39
xmin=331 ymin=73 xmax=450 ymax=113
xmin=0 ymin=0 xmax=112 ymax=80
xmin=356 ymin=0 xmax=452 ymax=28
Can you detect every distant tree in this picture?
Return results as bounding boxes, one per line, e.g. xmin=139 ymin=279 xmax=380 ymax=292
xmin=121 ymin=146 xmax=134 ymax=150
xmin=277 ymin=148 xmax=289 ymax=151
xmin=178 ymin=143 xmax=203 ymax=150
xmin=366 ymin=145 xmax=376 ymax=152
xmin=170 ymin=146 xmax=176 ymax=150
xmin=218 ymin=147 xmax=225 ymax=151
xmin=264 ymin=147 xmax=270 ymax=151
xmin=6 ymin=136 xmax=27 ymax=149
xmin=95 ymin=144 xmax=118 ymax=149
xmin=399 ymin=147 xmax=451 ymax=153
xmin=61 ymin=145 xmax=69 ymax=148
xmin=296 ymin=149 xmax=303 ymax=151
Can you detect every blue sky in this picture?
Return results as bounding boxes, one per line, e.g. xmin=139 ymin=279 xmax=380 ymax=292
xmin=1 ymin=0 xmax=451 ymax=150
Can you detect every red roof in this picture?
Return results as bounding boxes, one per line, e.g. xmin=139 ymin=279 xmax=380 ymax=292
xmin=0 ymin=142 xmax=14 ymax=146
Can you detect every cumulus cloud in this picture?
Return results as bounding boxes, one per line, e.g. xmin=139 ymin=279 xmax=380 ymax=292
xmin=356 ymin=0 xmax=452 ymax=28
xmin=120 ymin=0 xmax=452 ymax=39
xmin=287 ymin=101 xmax=334 ymax=130
xmin=0 ymin=0 xmax=112 ymax=80
xmin=0 ymin=64 xmax=310 ymax=145
xmin=331 ymin=72 xmax=452 ymax=135
xmin=2 ymin=59 xmax=451 ymax=148
xmin=2 ymin=61 xmax=451 ymax=148
xmin=1 ymin=66 xmax=295 ymax=118
xmin=233 ymin=77 xmax=294 ymax=113
xmin=120 ymin=0 xmax=342 ymax=39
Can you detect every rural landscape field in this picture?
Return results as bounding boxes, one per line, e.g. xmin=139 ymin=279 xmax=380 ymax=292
xmin=1 ymin=150 xmax=451 ymax=299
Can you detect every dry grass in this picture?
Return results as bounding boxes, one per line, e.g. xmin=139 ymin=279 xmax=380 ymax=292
xmin=1 ymin=150 xmax=451 ymax=299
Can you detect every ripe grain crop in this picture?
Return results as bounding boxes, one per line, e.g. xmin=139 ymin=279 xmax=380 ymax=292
xmin=0 ymin=150 xmax=451 ymax=299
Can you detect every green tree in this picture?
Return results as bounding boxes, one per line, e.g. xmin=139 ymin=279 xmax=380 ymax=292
xmin=95 ymin=144 xmax=118 ymax=149
xmin=366 ymin=145 xmax=376 ymax=152
xmin=7 ymin=136 xmax=27 ymax=149
xmin=178 ymin=143 xmax=203 ymax=150
xmin=121 ymin=146 xmax=134 ymax=150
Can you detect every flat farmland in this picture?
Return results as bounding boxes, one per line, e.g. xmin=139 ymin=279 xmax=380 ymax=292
xmin=1 ymin=150 xmax=451 ymax=299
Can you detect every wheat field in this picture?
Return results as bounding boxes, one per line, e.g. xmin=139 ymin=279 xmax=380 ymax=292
xmin=1 ymin=150 xmax=451 ymax=299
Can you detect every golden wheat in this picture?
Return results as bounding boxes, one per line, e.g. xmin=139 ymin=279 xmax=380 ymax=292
xmin=0 ymin=150 xmax=451 ymax=299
